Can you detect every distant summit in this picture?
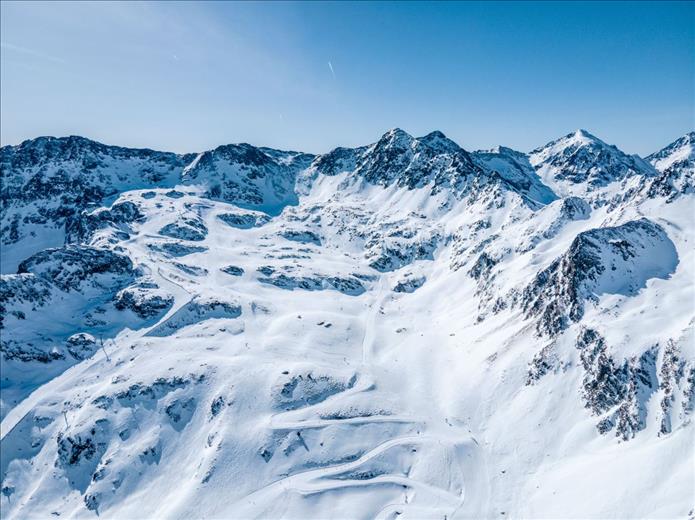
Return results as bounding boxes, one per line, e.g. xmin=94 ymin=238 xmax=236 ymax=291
xmin=529 ymin=129 xmax=656 ymax=195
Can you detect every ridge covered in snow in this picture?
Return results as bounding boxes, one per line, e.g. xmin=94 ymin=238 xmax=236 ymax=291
xmin=529 ymin=129 xmax=657 ymax=201
xmin=643 ymin=131 xmax=695 ymax=200
xmin=0 ymin=128 xmax=693 ymax=519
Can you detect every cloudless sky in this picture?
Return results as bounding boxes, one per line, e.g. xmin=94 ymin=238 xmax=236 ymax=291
xmin=1 ymin=1 xmax=693 ymax=155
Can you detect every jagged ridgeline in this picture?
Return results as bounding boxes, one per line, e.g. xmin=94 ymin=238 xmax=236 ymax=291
xmin=0 ymin=129 xmax=693 ymax=518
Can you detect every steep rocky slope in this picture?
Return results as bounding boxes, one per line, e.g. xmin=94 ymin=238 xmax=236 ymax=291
xmin=643 ymin=131 xmax=695 ymax=200
xmin=529 ymin=129 xmax=657 ymax=204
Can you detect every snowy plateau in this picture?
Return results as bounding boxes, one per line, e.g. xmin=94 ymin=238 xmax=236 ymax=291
xmin=0 ymin=128 xmax=693 ymax=519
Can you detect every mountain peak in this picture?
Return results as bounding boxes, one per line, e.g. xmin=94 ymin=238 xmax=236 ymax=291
xmin=482 ymin=145 xmax=525 ymax=157
xmin=424 ymin=130 xmax=445 ymax=138
xmin=374 ymin=127 xmax=415 ymax=148
xmin=572 ymin=128 xmax=599 ymax=142
xmin=644 ymin=131 xmax=695 ymax=197
xmin=418 ymin=130 xmax=462 ymax=153
xmin=530 ymin=130 xmax=608 ymax=158
xmin=648 ymin=131 xmax=695 ymax=160
xmin=530 ymin=129 xmax=654 ymax=190
xmin=381 ymin=127 xmax=413 ymax=140
xmin=547 ymin=129 xmax=606 ymax=150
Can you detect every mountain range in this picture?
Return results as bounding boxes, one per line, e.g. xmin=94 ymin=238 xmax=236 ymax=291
xmin=0 ymin=128 xmax=693 ymax=519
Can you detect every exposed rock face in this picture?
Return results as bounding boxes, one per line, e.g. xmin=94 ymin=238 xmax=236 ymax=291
xmin=356 ymin=129 xmax=481 ymax=191
xmin=576 ymin=326 xmax=621 ymax=408
xmin=66 ymin=333 xmax=99 ymax=360
xmin=366 ymin=224 xmax=441 ymax=272
xmin=0 ymin=274 xmax=51 ymax=328
xmin=0 ymin=338 xmax=64 ymax=363
xmin=221 ymin=265 xmax=245 ymax=276
xmin=65 ymin=200 xmax=144 ymax=244
xmin=217 ymin=211 xmax=270 ymax=229
xmin=257 ymin=266 xmax=366 ymax=296
xmin=310 ymin=146 xmax=363 ymax=176
xmin=114 ymin=283 xmax=174 ymax=319
xmin=468 ymin=252 xmax=498 ymax=282
xmin=149 ymin=242 xmax=208 ymax=257
xmin=0 ymin=136 xmax=185 ymax=189
xmin=576 ymin=328 xmax=658 ymax=440
xmin=273 ymin=371 xmax=357 ymax=411
xmin=644 ymin=131 xmax=695 ymax=201
xmin=112 ymin=376 xmax=194 ymax=406
xmin=313 ymin=129 xmax=545 ymax=205
xmin=323 ymin=277 xmax=367 ymax=296
xmin=393 ymin=274 xmax=426 ymax=293
xmin=526 ymin=342 xmax=561 ymax=385
xmin=658 ymin=338 xmax=695 ymax=435
xmin=159 ymin=218 xmax=208 ymax=242
xmin=280 ymin=229 xmax=322 ymax=246
xmin=165 ymin=397 xmax=197 ymax=431
xmin=0 ymin=273 xmax=62 ymax=363
xmin=529 ymin=129 xmax=656 ymax=189
xmin=17 ymin=245 xmax=136 ymax=292
xmin=520 ymin=219 xmax=677 ymax=336
xmin=558 ymin=196 xmax=592 ymax=220
xmin=182 ymin=144 xmax=314 ymax=212
xmin=56 ymin=418 xmax=111 ymax=493
xmin=0 ymin=137 xmax=185 ymax=263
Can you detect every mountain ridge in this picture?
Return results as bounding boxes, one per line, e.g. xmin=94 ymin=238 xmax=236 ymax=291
xmin=3 ymin=127 xmax=684 ymax=161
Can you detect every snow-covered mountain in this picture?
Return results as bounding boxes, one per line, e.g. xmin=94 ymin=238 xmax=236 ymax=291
xmin=643 ymin=131 xmax=695 ymax=200
xmin=528 ymin=129 xmax=657 ymax=203
xmin=1 ymin=129 xmax=693 ymax=519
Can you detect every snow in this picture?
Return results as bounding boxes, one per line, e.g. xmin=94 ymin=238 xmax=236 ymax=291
xmin=0 ymin=130 xmax=694 ymax=519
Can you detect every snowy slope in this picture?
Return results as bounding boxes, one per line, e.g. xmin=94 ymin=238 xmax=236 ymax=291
xmin=0 ymin=129 xmax=693 ymax=519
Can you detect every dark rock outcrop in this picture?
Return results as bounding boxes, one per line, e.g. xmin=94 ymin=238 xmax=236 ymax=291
xmin=521 ymin=219 xmax=677 ymax=335
xmin=18 ymin=245 xmax=136 ymax=292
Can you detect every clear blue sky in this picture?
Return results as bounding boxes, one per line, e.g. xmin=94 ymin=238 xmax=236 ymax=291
xmin=1 ymin=1 xmax=693 ymax=155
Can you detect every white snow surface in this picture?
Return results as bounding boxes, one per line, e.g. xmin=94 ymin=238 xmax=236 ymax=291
xmin=0 ymin=129 xmax=694 ymax=519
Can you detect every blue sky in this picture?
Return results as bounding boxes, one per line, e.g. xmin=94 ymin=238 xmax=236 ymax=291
xmin=1 ymin=1 xmax=693 ymax=155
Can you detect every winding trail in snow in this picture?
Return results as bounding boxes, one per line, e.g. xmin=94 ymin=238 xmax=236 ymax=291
xmin=230 ymin=433 xmax=473 ymax=517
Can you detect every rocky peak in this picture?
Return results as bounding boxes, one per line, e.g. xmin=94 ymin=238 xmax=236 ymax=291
xmin=417 ymin=130 xmax=462 ymax=154
xmin=529 ymin=130 xmax=656 ymax=190
xmin=642 ymin=132 xmax=695 ymax=200
xmin=308 ymin=129 xmax=556 ymax=205
xmin=353 ymin=128 xmax=482 ymax=191
xmin=572 ymin=128 xmax=599 ymax=142
xmin=647 ymin=132 xmax=695 ymax=168
xmin=375 ymin=127 xmax=416 ymax=149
